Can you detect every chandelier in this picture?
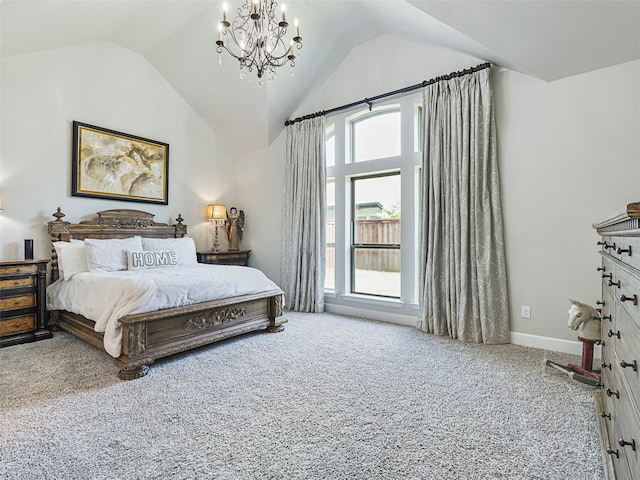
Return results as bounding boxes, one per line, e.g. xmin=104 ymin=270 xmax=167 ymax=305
xmin=216 ymin=1 xmax=303 ymax=84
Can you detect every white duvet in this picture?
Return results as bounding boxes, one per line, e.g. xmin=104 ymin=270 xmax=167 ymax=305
xmin=46 ymin=264 xmax=282 ymax=357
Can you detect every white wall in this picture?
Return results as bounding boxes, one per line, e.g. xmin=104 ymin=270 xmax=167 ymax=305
xmin=241 ymin=34 xmax=640 ymax=351
xmin=0 ymin=42 xmax=238 ymax=262
xmin=494 ymin=60 xmax=640 ymax=344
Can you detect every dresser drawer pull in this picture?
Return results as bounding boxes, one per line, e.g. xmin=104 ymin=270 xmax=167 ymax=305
xmin=597 ymin=266 xmax=606 ymax=272
xmin=14 ymin=280 xmax=24 ymax=286
xmin=601 ymin=314 xmax=612 ymax=322
xmin=606 ymin=388 xmax=620 ymax=399
xmin=601 ymin=362 xmax=612 ymax=370
xmin=15 ymin=268 xmax=23 ymax=273
xmin=605 ymin=243 xmax=616 ymax=250
xmin=617 ymin=246 xmax=632 ymax=256
xmin=619 ymin=294 xmax=638 ymax=305
xmin=596 ymin=299 xmax=606 ymax=306
xmin=619 ymin=359 xmax=638 ymax=371
xmin=608 ymin=280 xmax=620 ymax=288
xmin=602 ymin=273 xmax=612 ymax=279
xmin=597 ymin=241 xmax=607 ymax=246
xmin=606 ymin=447 xmax=619 ymax=458
xmin=618 ymin=438 xmax=636 ymax=451
xmin=600 ymin=411 xmax=611 ymax=420
xmin=607 ymin=330 xmax=620 ymax=339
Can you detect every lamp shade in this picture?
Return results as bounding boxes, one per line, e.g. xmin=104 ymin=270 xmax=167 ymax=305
xmin=207 ymin=204 xmax=227 ymax=220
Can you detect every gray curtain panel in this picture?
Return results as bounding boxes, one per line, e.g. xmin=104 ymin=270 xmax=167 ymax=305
xmin=281 ymin=116 xmax=326 ymax=312
xmin=418 ymin=67 xmax=510 ymax=344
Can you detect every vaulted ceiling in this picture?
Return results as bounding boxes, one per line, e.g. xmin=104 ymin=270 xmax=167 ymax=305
xmin=3 ymin=1 xmax=640 ymax=153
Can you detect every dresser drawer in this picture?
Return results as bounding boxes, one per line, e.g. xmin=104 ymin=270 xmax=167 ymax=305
xmin=614 ymin=309 xmax=640 ymax=410
xmin=613 ymin=263 xmax=640 ymax=326
xmin=0 ymin=276 xmax=36 ymax=290
xmin=0 ymin=264 xmax=37 ymax=276
xmin=610 ymin=235 xmax=640 ymax=272
xmin=0 ymin=294 xmax=36 ymax=311
xmin=0 ymin=314 xmax=35 ymax=335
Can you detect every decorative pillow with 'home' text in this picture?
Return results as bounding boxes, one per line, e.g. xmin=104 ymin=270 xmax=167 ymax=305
xmin=127 ymin=250 xmax=178 ymax=270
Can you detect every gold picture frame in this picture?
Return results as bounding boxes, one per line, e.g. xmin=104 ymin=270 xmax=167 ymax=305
xmin=72 ymin=121 xmax=169 ymax=205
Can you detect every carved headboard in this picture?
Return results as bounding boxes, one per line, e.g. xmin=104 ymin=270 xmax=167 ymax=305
xmin=48 ymin=208 xmax=188 ymax=282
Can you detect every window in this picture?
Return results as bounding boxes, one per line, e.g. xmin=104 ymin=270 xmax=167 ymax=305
xmin=352 ymin=173 xmax=401 ymax=298
xmin=325 ymin=94 xmax=422 ymax=312
xmin=351 ymin=109 xmax=401 ymax=162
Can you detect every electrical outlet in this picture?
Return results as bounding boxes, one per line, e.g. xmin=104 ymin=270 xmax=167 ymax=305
xmin=521 ymin=306 xmax=531 ymax=319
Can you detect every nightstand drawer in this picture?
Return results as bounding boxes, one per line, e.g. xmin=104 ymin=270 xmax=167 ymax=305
xmin=0 ymin=264 xmax=37 ymax=276
xmin=0 ymin=314 xmax=35 ymax=335
xmin=0 ymin=276 xmax=36 ymax=290
xmin=197 ymin=250 xmax=251 ymax=266
xmin=0 ymin=294 xmax=36 ymax=311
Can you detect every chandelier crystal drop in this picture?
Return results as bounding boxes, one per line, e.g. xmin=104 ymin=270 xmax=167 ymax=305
xmin=216 ymin=1 xmax=302 ymax=80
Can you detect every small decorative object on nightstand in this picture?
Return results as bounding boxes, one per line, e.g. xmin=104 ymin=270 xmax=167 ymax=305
xmin=225 ymin=207 xmax=245 ymax=251
xmin=0 ymin=259 xmax=52 ymax=347
xmin=197 ymin=250 xmax=251 ymax=266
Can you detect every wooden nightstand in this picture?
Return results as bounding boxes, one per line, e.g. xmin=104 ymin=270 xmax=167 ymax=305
xmin=0 ymin=259 xmax=52 ymax=347
xmin=197 ymin=250 xmax=251 ymax=266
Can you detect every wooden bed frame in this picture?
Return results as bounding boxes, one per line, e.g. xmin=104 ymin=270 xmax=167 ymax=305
xmin=47 ymin=208 xmax=286 ymax=380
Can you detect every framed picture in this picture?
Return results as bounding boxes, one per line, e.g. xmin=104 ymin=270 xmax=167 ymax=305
xmin=72 ymin=121 xmax=169 ymax=205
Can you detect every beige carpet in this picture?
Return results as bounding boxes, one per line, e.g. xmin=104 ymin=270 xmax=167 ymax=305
xmin=0 ymin=312 xmax=604 ymax=479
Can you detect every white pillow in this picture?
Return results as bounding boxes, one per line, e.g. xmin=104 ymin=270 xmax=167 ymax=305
xmin=53 ymin=240 xmax=88 ymax=280
xmin=84 ymin=236 xmax=143 ymax=272
xmin=127 ymin=250 xmax=178 ymax=270
xmin=141 ymin=237 xmax=197 ymax=265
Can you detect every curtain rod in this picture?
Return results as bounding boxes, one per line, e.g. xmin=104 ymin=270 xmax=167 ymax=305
xmin=284 ymin=62 xmax=491 ymax=127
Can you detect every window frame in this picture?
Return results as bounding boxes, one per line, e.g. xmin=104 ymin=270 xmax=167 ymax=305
xmin=324 ymin=93 xmax=423 ymax=312
xmin=350 ymin=172 xmax=401 ymax=298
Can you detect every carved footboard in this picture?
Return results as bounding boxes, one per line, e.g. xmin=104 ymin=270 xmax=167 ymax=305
xmin=116 ymin=290 xmax=285 ymax=380
xmin=53 ymin=290 xmax=285 ymax=380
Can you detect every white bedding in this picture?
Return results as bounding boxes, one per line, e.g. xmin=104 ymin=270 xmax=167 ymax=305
xmin=47 ymin=264 xmax=281 ymax=357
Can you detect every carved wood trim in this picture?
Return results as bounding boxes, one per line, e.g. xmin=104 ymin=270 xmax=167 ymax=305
xmin=183 ymin=307 xmax=247 ymax=330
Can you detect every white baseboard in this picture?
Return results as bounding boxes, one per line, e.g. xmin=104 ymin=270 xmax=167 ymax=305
xmin=510 ymin=331 xmax=602 ymax=359
xmin=324 ymin=303 xmax=417 ymax=327
xmin=323 ymin=305 xmax=601 ymax=358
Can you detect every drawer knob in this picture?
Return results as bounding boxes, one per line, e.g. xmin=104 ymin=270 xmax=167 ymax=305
xmin=607 ymin=329 xmax=620 ymax=339
xmin=596 ymin=266 xmax=606 ymax=272
xmin=16 ymin=268 xmax=22 ymax=272
xmin=618 ymin=438 xmax=636 ymax=451
xmin=605 ymin=243 xmax=616 ymax=250
xmin=617 ymin=246 xmax=632 ymax=256
xmin=606 ymin=388 xmax=620 ymax=399
xmin=606 ymin=447 xmax=619 ymax=458
xmin=600 ymin=412 xmax=611 ymax=420
xmin=619 ymin=294 xmax=638 ymax=305
xmin=14 ymin=299 xmax=22 ymax=305
xmin=601 ymin=362 xmax=612 ymax=370
xmin=601 ymin=273 xmax=612 ymax=279
xmin=601 ymin=315 xmax=612 ymax=322
xmin=14 ymin=280 xmax=23 ymax=286
xmin=619 ymin=359 xmax=638 ymax=371
xmin=596 ymin=300 xmax=606 ymax=306
xmin=597 ymin=241 xmax=607 ymax=246
xmin=608 ymin=280 xmax=620 ymax=288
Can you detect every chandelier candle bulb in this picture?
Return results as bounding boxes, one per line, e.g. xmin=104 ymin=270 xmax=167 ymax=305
xmin=294 ymin=18 xmax=299 ymax=37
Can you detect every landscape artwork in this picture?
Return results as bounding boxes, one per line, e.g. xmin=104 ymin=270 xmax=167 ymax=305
xmin=72 ymin=121 xmax=169 ymax=204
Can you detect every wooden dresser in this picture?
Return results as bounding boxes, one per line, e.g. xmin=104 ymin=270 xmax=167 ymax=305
xmin=593 ymin=202 xmax=640 ymax=480
xmin=0 ymin=259 xmax=52 ymax=347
